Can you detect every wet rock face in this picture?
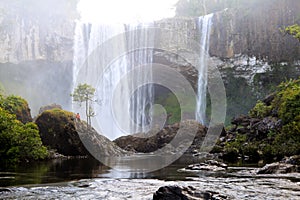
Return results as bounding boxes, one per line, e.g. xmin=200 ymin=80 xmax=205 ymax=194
xmin=153 ymin=185 xmax=228 ymax=200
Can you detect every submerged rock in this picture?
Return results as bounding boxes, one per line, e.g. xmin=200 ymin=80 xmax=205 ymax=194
xmin=153 ymin=185 xmax=228 ymax=200
xmin=184 ymin=160 xmax=228 ymax=172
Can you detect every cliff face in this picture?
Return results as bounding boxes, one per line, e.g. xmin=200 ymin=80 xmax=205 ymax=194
xmin=0 ymin=0 xmax=299 ymax=121
xmin=210 ymin=0 xmax=300 ymax=62
xmin=0 ymin=0 xmax=76 ymax=63
xmin=154 ymin=0 xmax=300 ymax=123
xmin=0 ymin=0 xmax=77 ymax=115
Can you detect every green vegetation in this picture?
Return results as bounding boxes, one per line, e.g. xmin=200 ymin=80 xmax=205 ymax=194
xmin=0 ymin=107 xmax=48 ymax=165
xmin=274 ymin=79 xmax=300 ymax=123
xmin=0 ymin=95 xmax=31 ymax=123
xmin=0 ymin=94 xmax=48 ymax=165
xmin=249 ymin=100 xmax=271 ymax=118
xmin=284 ymin=24 xmax=300 ymax=42
xmin=39 ymin=108 xmax=75 ymax=131
xmin=71 ymin=83 xmax=96 ymax=127
xmin=224 ymin=78 xmax=300 ymax=163
xmin=154 ymin=91 xmax=196 ymax=125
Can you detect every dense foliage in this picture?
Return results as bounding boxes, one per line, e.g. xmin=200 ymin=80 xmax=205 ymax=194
xmin=0 ymin=95 xmax=32 ymax=123
xmin=284 ymin=24 xmax=300 ymax=42
xmin=0 ymin=94 xmax=48 ymax=165
xmin=0 ymin=107 xmax=48 ymax=164
xmin=223 ymin=78 xmax=300 ymax=163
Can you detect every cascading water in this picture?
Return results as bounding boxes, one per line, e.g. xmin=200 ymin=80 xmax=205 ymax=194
xmin=196 ymin=13 xmax=213 ymax=125
xmin=126 ymin=24 xmax=154 ymax=134
xmin=73 ymin=11 xmax=213 ymax=139
xmin=72 ymin=21 xmax=154 ymax=140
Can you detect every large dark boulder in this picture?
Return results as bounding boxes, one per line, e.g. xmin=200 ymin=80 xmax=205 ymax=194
xmin=35 ymin=108 xmax=87 ymax=156
xmin=114 ymin=120 xmax=207 ymax=153
xmin=153 ymin=185 xmax=228 ymax=200
xmin=35 ymin=108 xmax=126 ymax=157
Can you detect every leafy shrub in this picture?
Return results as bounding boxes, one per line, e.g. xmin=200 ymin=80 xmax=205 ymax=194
xmin=273 ymin=79 xmax=300 ymax=124
xmin=0 ymin=95 xmax=32 ymax=123
xmin=0 ymin=107 xmax=48 ymax=164
xmin=249 ymin=100 xmax=271 ymax=118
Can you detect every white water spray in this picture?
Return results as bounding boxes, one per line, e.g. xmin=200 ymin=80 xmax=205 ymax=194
xmin=196 ymin=13 xmax=213 ymax=125
xmin=72 ymin=22 xmax=154 ymax=140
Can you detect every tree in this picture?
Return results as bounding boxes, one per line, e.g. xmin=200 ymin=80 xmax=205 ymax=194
xmin=284 ymin=24 xmax=300 ymax=42
xmin=71 ymin=83 xmax=96 ymax=128
xmin=0 ymin=107 xmax=48 ymax=164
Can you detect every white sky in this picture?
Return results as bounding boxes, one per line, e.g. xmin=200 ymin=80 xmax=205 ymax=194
xmin=77 ymin=0 xmax=179 ymax=23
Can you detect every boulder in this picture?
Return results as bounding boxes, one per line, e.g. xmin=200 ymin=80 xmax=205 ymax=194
xmin=257 ymin=162 xmax=298 ymax=174
xmin=114 ymin=120 xmax=207 ymax=153
xmin=0 ymin=95 xmax=32 ymax=123
xmin=35 ymin=108 xmax=126 ymax=157
xmin=262 ymin=92 xmax=276 ymax=106
xmin=38 ymin=103 xmax=62 ymax=114
xmin=153 ymin=186 xmax=228 ymax=200
xmin=257 ymin=155 xmax=300 ymax=174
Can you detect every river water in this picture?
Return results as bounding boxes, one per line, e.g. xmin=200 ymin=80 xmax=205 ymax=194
xmin=0 ymin=157 xmax=300 ymax=199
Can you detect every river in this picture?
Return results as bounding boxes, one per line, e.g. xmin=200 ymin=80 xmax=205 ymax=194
xmin=0 ymin=156 xmax=300 ymax=199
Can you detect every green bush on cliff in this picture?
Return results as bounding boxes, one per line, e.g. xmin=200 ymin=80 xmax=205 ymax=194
xmin=249 ymin=100 xmax=271 ymax=118
xmin=224 ymin=78 xmax=300 ymax=163
xmin=273 ymin=79 xmax=300 ymax=123
xmin=0 ymin=107 xmax=48 ymax=164
xmin=268 ymin=79 xmax=300 ymax=158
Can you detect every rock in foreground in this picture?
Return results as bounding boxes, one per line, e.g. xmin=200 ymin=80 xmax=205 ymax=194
xmin=153 ymin=185 xmax=228 ymax=200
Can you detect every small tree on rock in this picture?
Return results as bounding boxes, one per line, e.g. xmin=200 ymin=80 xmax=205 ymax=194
xmin=71 ymin=83 xmax=96 ymax=128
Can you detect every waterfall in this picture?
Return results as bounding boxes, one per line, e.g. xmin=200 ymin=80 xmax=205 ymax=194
xmin=72 ymin=21 xmax=154 ymax=140
xmin=196 ymin=13 xmax=213 ymax=125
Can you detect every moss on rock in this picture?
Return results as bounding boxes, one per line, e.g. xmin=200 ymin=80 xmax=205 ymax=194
xmin=222 ymin=78 xmax=300 ymax=163
xmin=0 ymin=95 xmax=32 ymax=123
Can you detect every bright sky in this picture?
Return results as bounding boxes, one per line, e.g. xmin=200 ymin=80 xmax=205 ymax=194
xmin=77 ymin=0 xmax=179 ymax=23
